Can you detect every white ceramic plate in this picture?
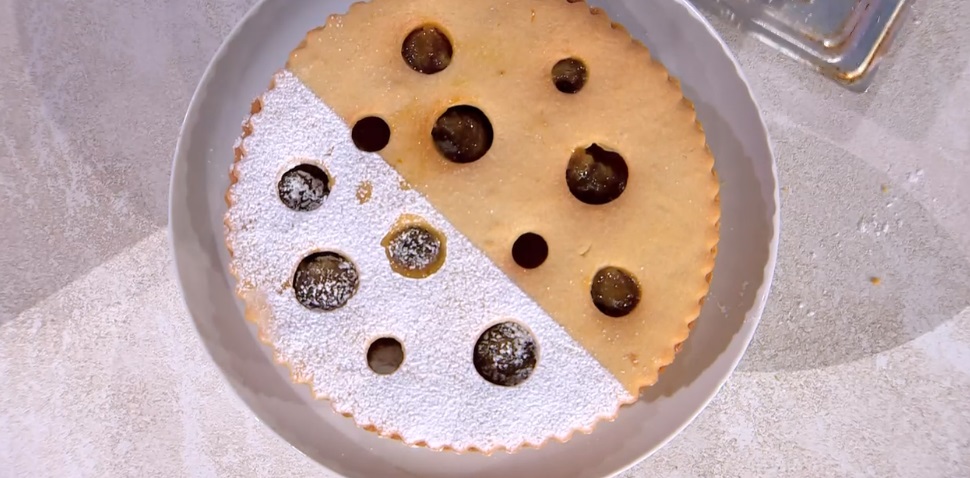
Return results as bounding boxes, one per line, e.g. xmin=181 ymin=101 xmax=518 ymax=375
xmin=169 ymin=1 xmax=778 ymax=476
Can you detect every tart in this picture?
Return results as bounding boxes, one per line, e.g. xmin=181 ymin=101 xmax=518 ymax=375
xmin=225 ymin=0 xmax=719 ymax=453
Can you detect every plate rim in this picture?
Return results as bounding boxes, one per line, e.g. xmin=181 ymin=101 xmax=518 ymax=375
xmin=168 ymin=0 xmax=780 ymax=475
xmin=607 ymin=2 xmax=780 ymax=475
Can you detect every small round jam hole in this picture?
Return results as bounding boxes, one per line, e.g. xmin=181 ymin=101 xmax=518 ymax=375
xmin=591 ymin=266 xmax=641 ymax=318
xmin=512 ymin=233 xmax=548 ymax=269
xmin=432 ymin=105 xmax=494 ymax=163
xmin=278 ymin=164 xmax=331 ymax=212
xmin=293 ymin=252 xmax=360 ymax=311
xmin=352 ymin=116 xmax=391 ymax=152
xmin=566 ymin=144 xmax=629 ymax=205
xmin=382 ymin=222 xmax=446 ymax=279
xmin=367 ymin=337 xmax=405 ymax=375
xmin=552 ymin=58 xmax=588 ymax=94
xmin=473 ymin=322 xmax=538 ymax=387
xmin=402 ymin=25 xmax=453 ymax=74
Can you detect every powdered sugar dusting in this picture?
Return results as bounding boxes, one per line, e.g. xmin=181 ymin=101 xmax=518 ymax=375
xmin=226 ymin=70 xmax=631 ymax=451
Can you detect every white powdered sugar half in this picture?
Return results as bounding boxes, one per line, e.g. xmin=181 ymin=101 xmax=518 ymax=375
xmin=226 ymin=70 xmax=632 ymax=451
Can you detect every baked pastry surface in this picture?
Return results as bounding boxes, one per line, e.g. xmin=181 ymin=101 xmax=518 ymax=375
xmin=226 ymin=0 xmax=719 ymax=453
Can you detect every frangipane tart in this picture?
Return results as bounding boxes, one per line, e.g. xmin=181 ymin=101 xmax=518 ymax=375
xmin=225 ymin=0 xmax=719 ymax=453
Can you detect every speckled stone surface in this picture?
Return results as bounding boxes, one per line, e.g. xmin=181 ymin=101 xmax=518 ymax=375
xmin=1 ymin=0 xmax=968 ymax=476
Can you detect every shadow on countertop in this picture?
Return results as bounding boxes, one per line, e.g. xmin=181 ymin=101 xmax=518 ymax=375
xmin=739 ymin=123 xmax=970 ymax=373
xmin=0 ymin=0 xmax=257 ymax=326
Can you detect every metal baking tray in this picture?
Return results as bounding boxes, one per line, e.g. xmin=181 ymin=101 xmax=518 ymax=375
xmin=690 ymin=0 xmax=913 ymax=91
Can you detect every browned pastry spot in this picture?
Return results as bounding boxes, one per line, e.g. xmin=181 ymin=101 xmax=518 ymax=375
xmin=356 ymin=181 xmax=373 ymax=204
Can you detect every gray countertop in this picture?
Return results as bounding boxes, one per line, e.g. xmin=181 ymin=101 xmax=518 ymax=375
xmin=1 ymin=0 xmax=968 ymax=476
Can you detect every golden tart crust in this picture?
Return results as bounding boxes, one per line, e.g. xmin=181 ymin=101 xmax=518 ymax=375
xmin=286 ymin=0 xmax=719 ymax=395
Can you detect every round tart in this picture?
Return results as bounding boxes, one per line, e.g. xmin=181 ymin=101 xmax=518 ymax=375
xmin=225 ymin=0 xmax=719 ymax=453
